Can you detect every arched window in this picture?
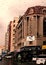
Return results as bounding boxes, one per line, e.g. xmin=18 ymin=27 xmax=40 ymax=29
xmin=42 ymin=8 xmax=46 ymax=14
xmin=43 ymin=10 xmax=46 ymax=14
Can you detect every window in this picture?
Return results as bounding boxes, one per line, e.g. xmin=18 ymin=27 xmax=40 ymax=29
xmin=18 ymin=43 xmax=21 ymax=47
xmin=43 ymin=18 xmax=46 ymax=37
xmin=29 ymin=41 xmax=32 ymax=44
xmin=17 ymin=54 xmax=21 ymax=60
xmin=27 ymin=17 xmax=29 ymax=35
xmin=13 ymin=43 xmax=15 ymax=46
xmin=13 ymin=43 xmax=15 ymax=44
xmin=37 ymin=32 xmax=39 ymax=37
xmin=13 ymin=24 xmax=15 ymax=27
xmin=13 ymin=34 xmax=15 ymax=36
xmin=13 ymin=38 xmax=15 ymax=40
xmin=13 ymin=29 xmax=15 ymax=32
xmin=37 ymin=15 xmax=40 ymax=38
xmin=13 ymin=20 xmax=15 ymax=23
xmin=43 ymin=10 xmax=46 ymax=14
xmin=13 ymin=34 xmax=15 ymax=35
xmin=27 ymin=17 xmax=29 ymax=22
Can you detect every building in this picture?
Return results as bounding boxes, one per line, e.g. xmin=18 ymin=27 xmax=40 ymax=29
xmin=15 ymin=6 xmax=46 ymax=51
xmin=5 ymin=22 xmax=11 ymax=51
xmin=5 ymin=31 xmax=9 ymax=50
xmin=6 ymin=17 xmax=19 ymax=52
xmin=0 ymin=45 xmax=5 ymax=55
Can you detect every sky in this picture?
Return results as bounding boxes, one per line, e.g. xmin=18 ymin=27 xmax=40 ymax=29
xmin=0 ymin=0 xmax=46 ymax=45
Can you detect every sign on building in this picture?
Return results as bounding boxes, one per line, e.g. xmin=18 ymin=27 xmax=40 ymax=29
xmin=26 ymin=36 xmax=35 ymax=41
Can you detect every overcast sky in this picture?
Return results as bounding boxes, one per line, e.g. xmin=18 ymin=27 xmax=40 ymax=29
xmin=0 ymin=0 xmax=46 ymax=45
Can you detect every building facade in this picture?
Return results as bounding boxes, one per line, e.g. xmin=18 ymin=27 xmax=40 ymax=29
xmin=7 ymin=17 xmax=19 ymax=52
xmin=5 ymin=22 xmax=11 ymax=51
xmin=5 ymin=32 xmax=9 ymax=50
xmin=15 ymin=6 xmax=46 ymax=51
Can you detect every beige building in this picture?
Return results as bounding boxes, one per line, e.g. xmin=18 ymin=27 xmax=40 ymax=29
xmin=15 ymin=6 xmax=46 ymax=51
xmin=0 ymin=45 xmax=5 ymax=50
xmin=5 ymin=32 xmax=9 ymax=50
xmin=5 ymin=17 xmax=19 ymax=52
xmin=10 ymin=17 xmax=19 ymax=51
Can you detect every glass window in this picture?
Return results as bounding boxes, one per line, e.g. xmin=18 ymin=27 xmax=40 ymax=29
xmin=16 ymin=53 xmax=22 ymax=61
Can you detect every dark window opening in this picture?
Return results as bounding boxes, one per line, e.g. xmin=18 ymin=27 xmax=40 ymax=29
xmin=18 ymin=23 xmax=22 ymax=29
xmin=13 ymin=24 xmax=15 ymax=27
xmin=13 ymin=29 xmax=15 ymax=32
xmin=27 ymin=17 xmax=29 ymax=22
xmin=18 ymin=43 xmax=21 ymax=46
xmin=43 ymin=18 xmax=46 ymax=37
xmin=13 ymin=20 xmax=15 ymax=23
xmin=13 ymin=34 xmax=15 ymax=36
xmin=37 ymin=15 xmax=40 ymax=18
xmin=29 ymin=41 xmax=32 ymax=44
xmin=37 ymin=32 xmax=39 ymax=37
xmin=43 ymin=10 xmax=46 ymax=14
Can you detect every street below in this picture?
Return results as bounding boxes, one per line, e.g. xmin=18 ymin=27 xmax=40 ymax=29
xmin=0 ymin=58 xmax=13 ymax=65
xmin=0 ymin=57 xmax=46 ymax=65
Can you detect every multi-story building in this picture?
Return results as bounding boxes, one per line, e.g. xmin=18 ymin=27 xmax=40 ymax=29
xmin=7 ymin=17 xmax=19 ymax=52
xmin=15 ymin=6 xmax=46 ymax=51
xmin=5 ymin=22 xmax=11 ymax=51
xmin=5 ymin=31 xmax=9 ymax=50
